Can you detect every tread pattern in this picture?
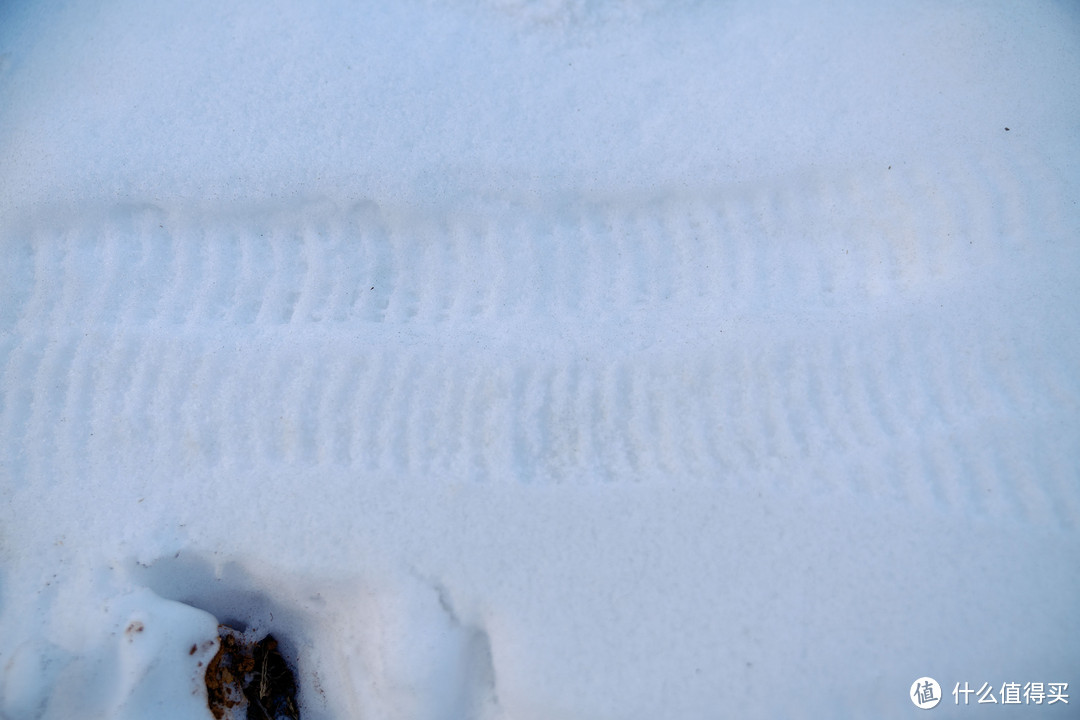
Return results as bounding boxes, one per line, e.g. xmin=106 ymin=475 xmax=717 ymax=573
xmin=2 ymin=148 xmax=1077 ymax=526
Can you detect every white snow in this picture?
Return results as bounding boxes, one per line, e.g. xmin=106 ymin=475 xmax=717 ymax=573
xmin=1 ymin=1 xmax=1078 ymax=718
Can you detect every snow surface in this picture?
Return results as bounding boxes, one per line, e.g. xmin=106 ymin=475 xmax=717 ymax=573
xmin=1 ymin=1 xmax=1078 ymax=718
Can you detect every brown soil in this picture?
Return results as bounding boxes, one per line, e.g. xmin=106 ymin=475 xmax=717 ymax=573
xmin=204 ymin=625 xmax=300 ymax=720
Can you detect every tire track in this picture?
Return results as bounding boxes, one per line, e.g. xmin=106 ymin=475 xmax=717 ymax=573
xmin=4 ymin=159 xmax=1062 ymax=333
xmin=2 ymin=316 xmax=1075 ymax=526
xmin=1 ymin=150 xmax=1077 ymax=527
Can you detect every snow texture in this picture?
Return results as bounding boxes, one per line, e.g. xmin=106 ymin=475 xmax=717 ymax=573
xmin=1 ymin=1 xmax=1078 ymax=718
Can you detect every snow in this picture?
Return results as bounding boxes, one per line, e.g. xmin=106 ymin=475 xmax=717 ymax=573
xmin=1 ymin=1 xmax=1078 ymax=718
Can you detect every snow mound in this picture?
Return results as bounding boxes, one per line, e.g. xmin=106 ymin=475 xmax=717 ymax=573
xmin=2 ymin=584 xmax=218 ymax=720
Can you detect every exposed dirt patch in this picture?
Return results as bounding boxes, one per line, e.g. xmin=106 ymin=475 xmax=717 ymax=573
xmin=205 ymin=625 xmax=300 ymax=720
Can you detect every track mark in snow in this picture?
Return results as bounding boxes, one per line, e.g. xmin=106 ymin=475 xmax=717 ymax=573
xmin=1 ymin=150 xmax=1077 ymax=527
xmin=5 ymin=154 xmax=1070 ymax=332
xmin=3 ymin=323 xmax=1076 ymax=527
